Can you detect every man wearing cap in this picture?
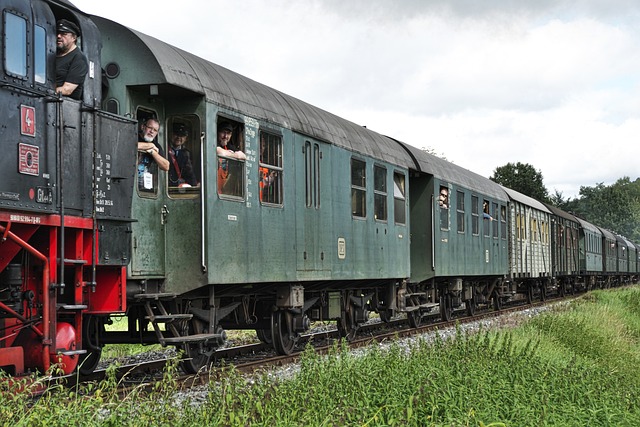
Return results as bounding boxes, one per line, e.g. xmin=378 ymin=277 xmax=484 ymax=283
xmin=168 ymin=124 xmax=198 ymax=187
xmin=55 ymin=19 xmax=88 ymax=100
xmin=216 ymin=121 xmax=246 ymax=193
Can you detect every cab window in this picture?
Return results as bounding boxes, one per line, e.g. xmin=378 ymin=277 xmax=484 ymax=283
xmin=167 ymin=115 xmax=201 ymax=198
xmin=5 ymin=12 xmax=27 ymax=78
xmin=34 ymin=25 xmax=46 ymax=84
xmin=217 ymin=118 xmax=246 ymax=198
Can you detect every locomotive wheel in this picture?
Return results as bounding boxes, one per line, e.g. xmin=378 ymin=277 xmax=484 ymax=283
xmin=439 ymin=294 xmax=452 ymax=322
xmin=407 ymin=309 xmax=422 ymax=328
xmin=256 ymin=328 xmax=273 ymax=345
xmin=78 ymin=315 xmax=104 ymax=376
xmin=271 ymin=310 xmax=297 ymax=355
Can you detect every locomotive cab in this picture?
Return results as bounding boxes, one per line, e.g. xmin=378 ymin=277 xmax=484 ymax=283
xmin=0 ymin=0 xmax=136 ymax=376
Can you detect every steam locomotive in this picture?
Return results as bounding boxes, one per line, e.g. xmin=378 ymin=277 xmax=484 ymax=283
xmin=1 ymin=0 xmax=637 ymax=376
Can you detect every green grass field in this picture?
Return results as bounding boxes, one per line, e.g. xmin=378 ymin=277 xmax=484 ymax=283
xmin=3 ymin=286 xmax=640 ymax=426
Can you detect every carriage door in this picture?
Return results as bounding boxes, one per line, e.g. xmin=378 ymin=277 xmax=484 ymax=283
xmin=294 ymin=136 xmax=331 ymax=274
xmin=130 ymin=108 xmax=166 ymax=277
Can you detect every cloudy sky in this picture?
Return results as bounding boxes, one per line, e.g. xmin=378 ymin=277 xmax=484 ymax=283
xmin=71 ymin=0 xmax=640 ymax=199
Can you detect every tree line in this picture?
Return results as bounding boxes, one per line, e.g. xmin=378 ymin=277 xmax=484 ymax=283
xmin=490 ymin=162 xmax=640 ymax=243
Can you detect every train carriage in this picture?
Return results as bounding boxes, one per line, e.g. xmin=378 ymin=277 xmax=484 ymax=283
xmin=502 ymin=187 xmax=553 ymax=302
xmin=401 ymin=143 xmax=509 ymax=320
xmin=544 ymin=203 xmax=580 ymax=294
xmin=91 ymin=15 xmax=417 ymax=369
xmin=575 ymin=217 xmax=603 ymax=289
xmin=599 ymin=227 xmax=618 ymax=286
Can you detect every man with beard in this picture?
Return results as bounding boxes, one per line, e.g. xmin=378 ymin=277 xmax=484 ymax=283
xmin=137 ymin=118 xmax=169 ymax=191
xmin=55 ymin=19 xmax=88 ymax=100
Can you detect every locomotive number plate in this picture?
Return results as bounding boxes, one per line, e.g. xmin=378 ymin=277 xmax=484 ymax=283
xmin=36 ymin=186 xmax=52 ymax=204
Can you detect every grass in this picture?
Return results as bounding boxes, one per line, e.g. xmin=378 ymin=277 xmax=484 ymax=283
xmin=3 ymin=286 xmax=640 ymax=426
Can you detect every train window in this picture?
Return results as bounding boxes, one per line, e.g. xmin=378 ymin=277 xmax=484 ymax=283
xmin=217 ymin=119 xmax=245 ymax=198
xmin=136 ymin=115 xmax=162 ymax=197
xmin=304 ymin=141 xmax=321 ymax=208
xmin=168 ymin=116 xmax=201 ymax=198
xmin=456 ymin=191 xmax=465 ymax=233
xmin=471 ymin=196 xmax=479 ymax=235
xmin=259 ymin=131 xmax=283 ymax=205
xmin=5 ymin=13 xmax=27 ymax=78
xmin=500 ymin=205 xmax=507 ymax=239
xmin=34 ymin=25 xmax=46 ymax=84
xmin=483 ymin=200 xmax=491 ymax=237
xmin=393 ymin=172 xmax=406 ymax=225
xmin=351 ymin=159 xmax=366 ymax=218
xmin=531 ymin=218 xmax=538 ymax=242
xmin=439 ymin=186 xmax=449 ymax=230
xmin=374 ymin=165 xmax=387 ymax=221
xmin=492 ymin=202 xmax=499 ymax=238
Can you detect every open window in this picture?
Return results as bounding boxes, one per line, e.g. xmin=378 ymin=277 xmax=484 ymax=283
xmin=136 ymin=108 xmax=161 ymax=197
xmin=259 ymin=131 xmax=283 ymax=205
xmin=167 ymin=115 xmax=201 ymax=198
xmin=216 ymin=117 xmax=245 ymax=199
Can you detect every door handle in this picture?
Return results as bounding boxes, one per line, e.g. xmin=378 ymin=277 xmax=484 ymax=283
xmin=161 ymin=204 xmax=169 ymax=225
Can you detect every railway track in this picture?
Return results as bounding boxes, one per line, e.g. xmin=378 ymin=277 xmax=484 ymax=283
xmin=48 ymin=296 xmax=569 ymax=396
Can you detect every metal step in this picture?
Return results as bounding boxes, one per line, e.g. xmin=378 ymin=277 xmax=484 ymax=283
xmin=59 ymin=349 xmax=87 ymax=356
xmin=162 ymin=333 xmax=223 ymax=344
xmin=146 ymin=314 xmax=193 ymax=323
xmin=59 ymin=304 xmax=88 ymax=310
xmin=133 ymin=293 xmax=177 ymax=301
xmin=63 ymin=258 xmax=88 ymax=265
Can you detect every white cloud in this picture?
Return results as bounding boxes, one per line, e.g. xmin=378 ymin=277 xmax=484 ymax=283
xmin=72 ymin=0 xmax=640 ymax=198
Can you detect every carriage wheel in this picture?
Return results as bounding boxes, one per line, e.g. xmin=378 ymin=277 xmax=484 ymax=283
xmin=493 ymin=294 xmax=502 ymax=311
xmin=407 ymin=309 xmax=423 ymax=328
xmin=180 ymin=320 xmax=218 ymax=375
xmin=256 ymin=328 xmax=273 ymax=345
xmin=271 ymin=310 xmax=297 ymax=355
xmin=440 ymin=294 xmax=452 ymax=321
xmin=465 ymin=289 xmax=477 ymax=317
xmin=526 ymin=286 xmax=533 ymax=304
xmin=338 ymin=308 xmax=359 ymax=341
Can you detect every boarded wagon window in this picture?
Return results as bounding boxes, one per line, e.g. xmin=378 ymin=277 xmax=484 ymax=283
xmin=456 ymin=190 xmax=465 ymax=233
xmin=351 ymin=158 xmax=366 ymax=218
xmin=393 ymin=172 xmax=406 ymax=225
xmin=259 ymin=131 xmax=283 ymax=205
xmin=374 ymin=165 xmax=387 ymax=221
